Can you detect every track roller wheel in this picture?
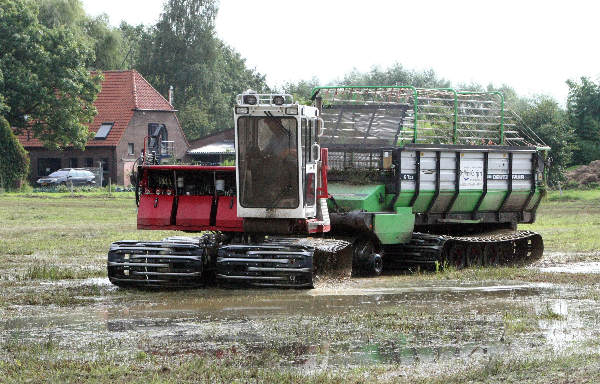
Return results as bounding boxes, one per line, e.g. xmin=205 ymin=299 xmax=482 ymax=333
xmin=371 ymin=253 xmax=384 ymax=276
xmin=352 ymin=237 xmax=383 ymax=276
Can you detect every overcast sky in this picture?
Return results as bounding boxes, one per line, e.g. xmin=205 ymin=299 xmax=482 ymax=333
xmin=82 ymin=0 xmax=600 ymax=103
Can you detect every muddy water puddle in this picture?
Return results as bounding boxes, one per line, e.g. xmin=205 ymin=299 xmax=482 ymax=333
xmin=536 ymin=261 xmax=600 ymax=274
xmin=1 ymin=279 xmax=598 ymax=371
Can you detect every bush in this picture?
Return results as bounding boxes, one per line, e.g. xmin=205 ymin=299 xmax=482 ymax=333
xmin=55 ymin=184 xmax=69 ymax=193
xmin=0 ymin=117 xmax=29 ymax=190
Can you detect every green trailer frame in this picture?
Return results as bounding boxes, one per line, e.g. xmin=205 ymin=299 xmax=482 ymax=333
xmin=311 ymin=86 xmax=549 ymax=247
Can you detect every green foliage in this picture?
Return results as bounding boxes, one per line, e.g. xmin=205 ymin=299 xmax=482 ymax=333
xmin=567 ymin=77 xmax=600 ymax=164
xmin=0 ymin=116 xmax=29 ymax=190
xmin=85 ymin=14 xmax=124 ymax=70
xmin=0 ymin=0 xmax=102 ymax=149
xmin=486 ymin=83 xmax=530 ymax=111
xmin=281 ymin=77 xmax=320 ymax=105
xmin=340 ymin=63 xmax=450 ymax=88
xmin=37 ymin=0 xmax=86 ymax=28
xmin=118 ymin=22 xmax=148 ymax=70
xmin=38 ymin=0 xmax=125 ymax=70
xmin=222 ymin=158 xmax=235 ymax=166
xmin=178 ymin=97 xmax=212 ymax=140
xmin=134 ymin=1 xmax=268 ymax=139
xmin=518 ymin=96 xmax=574 ymax=185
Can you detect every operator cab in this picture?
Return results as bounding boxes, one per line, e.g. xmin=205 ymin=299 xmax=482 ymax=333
xmin=234 ymin=91 xmax=324 ymax=228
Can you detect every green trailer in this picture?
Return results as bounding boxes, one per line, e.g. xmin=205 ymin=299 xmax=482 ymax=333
xmin=311 ymin=86 xmax=547 ymax=273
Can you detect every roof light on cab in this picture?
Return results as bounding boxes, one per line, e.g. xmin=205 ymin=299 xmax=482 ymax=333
xmin=243 ymin=94 xmax=257 ymax=105
xmin=285 ymin=105 xmax=298 ymax=115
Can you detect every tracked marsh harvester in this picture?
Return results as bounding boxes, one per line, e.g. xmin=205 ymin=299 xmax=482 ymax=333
xmin=108 ymin=86 xmax=548 ymax=288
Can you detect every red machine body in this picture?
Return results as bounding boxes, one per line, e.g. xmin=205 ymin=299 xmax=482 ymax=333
xmin=135 ymin=148 xmax=330 ymax=235
xmin=136 ymin=165 xmax=244 ymax=232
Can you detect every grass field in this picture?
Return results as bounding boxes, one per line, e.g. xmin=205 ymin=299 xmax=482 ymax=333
xmin=1 ymin=189 xmax=600 ymax=383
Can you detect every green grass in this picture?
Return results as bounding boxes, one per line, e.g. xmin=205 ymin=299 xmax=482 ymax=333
xmin=0 ymin=193 xmax=178 ymax=279
xmin=6 ymin=190 xmax=135 ymax=199
xmin=1 ymin=190 xmax=600 ymax=382
xmin=1 ymin=340 xmax=599 ymax=384
xmin=19 ymin=263 xmax=105 ymax=280
xmin=545 ymin=188 xmax=600 ymax=202
xmin=520 ymin=188 xmax=600 ymax=252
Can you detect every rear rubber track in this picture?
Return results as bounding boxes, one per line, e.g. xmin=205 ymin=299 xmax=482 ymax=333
xmin=383 ymin=230 xmax=543 ymax=270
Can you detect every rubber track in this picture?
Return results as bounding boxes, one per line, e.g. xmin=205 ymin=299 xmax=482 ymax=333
xmin=383 ymin=230 xmax=544 ymax=269
xmin=216 ymin=243 xmax=314 ymax=288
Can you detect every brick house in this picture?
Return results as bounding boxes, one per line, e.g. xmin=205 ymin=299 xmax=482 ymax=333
xmin=17 ymin=70 xmax=189 ymax=186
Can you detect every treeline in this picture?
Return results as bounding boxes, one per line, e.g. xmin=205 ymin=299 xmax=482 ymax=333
xmin=282 ymin=66 xmax=597 ymax=187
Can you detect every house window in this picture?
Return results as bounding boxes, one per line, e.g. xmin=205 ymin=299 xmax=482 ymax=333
xmin=147 ymin=123 xmax=167 ymax=140
xmin=101 ymin=158 xmax=109 ymax=172
xmin=94 ymin=122 xmax=114 ymax=139
xmin=148 ymin=123 xmax=169 ymax=156
xmin=38 ymin=158 xmax=61 ymax=176
xmin=128 ymin=143 xmax=135 ymax=155
xmin=69 ymin=158 xmax=78 ymax=168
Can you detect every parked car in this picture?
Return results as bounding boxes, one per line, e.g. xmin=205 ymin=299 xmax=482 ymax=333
xmin=36 ymin=168 xmax=96 ymax=186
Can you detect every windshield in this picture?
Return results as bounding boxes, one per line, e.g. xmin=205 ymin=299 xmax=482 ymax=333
xmin=237 ymin=116 xmax=299 ymax=208
xmin=48 ymin=171 xmax=69 ymax=178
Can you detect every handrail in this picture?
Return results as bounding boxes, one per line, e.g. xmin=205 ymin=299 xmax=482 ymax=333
xmin=311 ymin=86 xmax=508 ymax=145
xmin=419 ymin=88 xmax=458 ymax=144
xmin=457 ymin=91 xmax=505 ymax=144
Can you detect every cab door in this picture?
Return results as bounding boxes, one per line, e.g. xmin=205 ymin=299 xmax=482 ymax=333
xmin=302 ymin=118 xmax=318 ymax=216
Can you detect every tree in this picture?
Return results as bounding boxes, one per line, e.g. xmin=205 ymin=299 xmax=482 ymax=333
xmin=340 ymin=63 xmax=450 ymax=88
xmin=85 ymin=14 xmax=124 ymax=70
xmin=137 ymin=0 xmax=218 ymax=101
xmin=1 ymin=60 xmax=28 ymax=190
xmin=135 ymin=0 xmax=268 ymax=140
xmin=0 ymin=116 xmax=29 ymax=190
xmin=518 ymin=96 xmax=573 ymax=185
xmin=38 ymin=0 xmax=125 ymax=70
xmin=566 ymin=77 xmax=600 ymax=164
xmin=281 ymin=77 xmax=321 ymax=105
xmin=0 ymin=0 xmax=101 ymax=149
xmin=119 ymin=22 xmax=149 ymax=70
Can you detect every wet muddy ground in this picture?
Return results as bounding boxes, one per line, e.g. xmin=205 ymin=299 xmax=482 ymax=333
xmin=2 ymin=263 xmax=600 ymax=382
xmin=2 ymin=194 xmax=600 ymax=382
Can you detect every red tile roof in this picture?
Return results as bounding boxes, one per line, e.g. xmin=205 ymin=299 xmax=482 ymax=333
xmin=17 ymin=70 xmax=174 ymax=148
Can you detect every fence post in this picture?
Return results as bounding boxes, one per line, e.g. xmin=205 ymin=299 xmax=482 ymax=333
xmin=98 ymin=161 xmax=103 ymax=188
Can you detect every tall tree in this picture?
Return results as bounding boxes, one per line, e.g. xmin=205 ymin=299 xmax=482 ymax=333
xmin=136 ymin=0 xmax=268 ymax=140
xmin=518 ymin=96 xmax=573 ymax=185
xmin=566 ymin=77 xmax=600 ymax=165
xmin=38 ymin=0 xmax=125 ymax=70
xmin=0 ymin=0 xmax=101 ymax=149
xmin=85 ymin=14 xmax=124 ymax=70
xmin=137 ymin=0 xmax=218 ymax=101
xmin=119 ymin=22 xmax=149 ymax=70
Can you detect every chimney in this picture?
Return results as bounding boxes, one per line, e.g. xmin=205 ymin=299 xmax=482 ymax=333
xmin=168 ymin=85 xmax=174 ymax=106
